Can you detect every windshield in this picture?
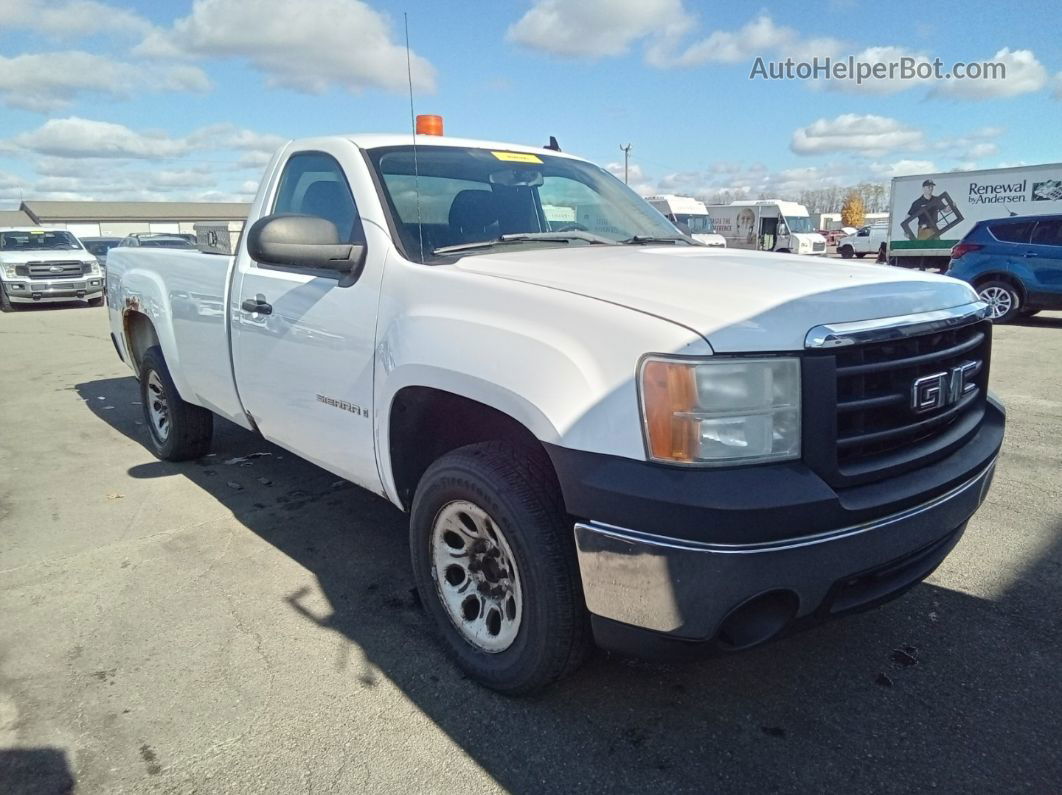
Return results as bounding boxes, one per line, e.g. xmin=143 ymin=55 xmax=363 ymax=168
xmin=0 ymin=230 xmax=83 ymax=251
xmin=140 ymin=238 xmax=195 ymax=248
xmin=83 ymin=240 xmax=119 ymax=256
xmin=783 ymin=215 xmax=813 ymax=234
xmin=367 ymin=145 xmax=684 ymax=261
xmin=674 ymin=214 xmax=716 ymax=234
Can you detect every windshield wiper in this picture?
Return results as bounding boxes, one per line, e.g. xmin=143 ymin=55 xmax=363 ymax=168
xmin=620 ymin=235 xmax=694 ymax=246
xmin=433 ymin=231 xmax=615 ymax=255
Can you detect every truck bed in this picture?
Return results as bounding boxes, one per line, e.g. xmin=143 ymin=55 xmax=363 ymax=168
xmin=107 ymin=247 xmax=246 ymax=425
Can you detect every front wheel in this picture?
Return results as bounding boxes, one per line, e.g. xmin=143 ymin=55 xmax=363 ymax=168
xmin=839 ymin=245 xmax=854 ymax=259
xmin=139 ymin=346 xmax=213 ymax=460
xmin=410 ymin=441 xmax=590 ymax=694
xmin=87 ymin=296 xmax=104 ymax=307
xmin=855 ymin=252 xmax=867 ymax=258
xmin=0 ymin=287 xmax=15 ymax=312
xmin=977 ymin=280 xmax=1022 ymax=324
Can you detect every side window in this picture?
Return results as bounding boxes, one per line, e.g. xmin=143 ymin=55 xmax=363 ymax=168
xmin=272 ymin=152 xmax=365 ymax=245
xmin=990 ymin=221 xmax=1034 ymax=243
xmin=1030 ymin=220 xmax=1062 ymax=247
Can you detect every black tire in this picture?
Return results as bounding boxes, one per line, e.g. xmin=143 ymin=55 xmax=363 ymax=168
xmin=410 ymin=440 xmax=591 ymax=694
xmin=877 ymin=244 xmax=887 ymax=262
xmin=139 ymin=346 xmax=213 ymax=461
xmin=87 ymin=296 xmax=104 ymax=307
xmin=839 ymin=245 xmax=854 ymax=259
xmin=976 ymin=280 xmax=1022 ymax=324
xmin=0 ymin=286 xmax=15 ymax=313
xmin=855 ymin=252 xmax=867 ymax=258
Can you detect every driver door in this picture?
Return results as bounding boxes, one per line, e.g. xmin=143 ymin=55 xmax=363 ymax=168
xmin=230 ymin=145 xmax=385 ymax=491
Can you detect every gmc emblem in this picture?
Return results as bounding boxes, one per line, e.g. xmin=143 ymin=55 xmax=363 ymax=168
xmin=911 ymin=361 xmax=978 ymax=413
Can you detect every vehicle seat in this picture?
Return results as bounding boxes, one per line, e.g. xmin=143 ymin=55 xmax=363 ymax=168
xmin=448 ymin=190 xmax=499 ymax=244
xmin=301 ymin=180 xmax=363 ymax=243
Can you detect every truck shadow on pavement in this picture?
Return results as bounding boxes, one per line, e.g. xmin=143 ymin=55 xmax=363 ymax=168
xmin=75 ymin=376 xmax=1062 ymax=792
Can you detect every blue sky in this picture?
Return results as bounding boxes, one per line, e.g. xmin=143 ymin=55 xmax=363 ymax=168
xmin=0 ymin=0 xmax=1059 ymax=206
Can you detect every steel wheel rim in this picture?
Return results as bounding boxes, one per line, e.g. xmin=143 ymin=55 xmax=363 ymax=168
xmin=430 ymin=500 xmax=523 ymax=653
xmin=145 ymin=370 xmax=171 ymax=442
xmin=979 ymin=286 xmax=1013 ymax=319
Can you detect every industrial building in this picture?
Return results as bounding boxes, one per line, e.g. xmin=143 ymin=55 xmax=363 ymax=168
xmin=7 ymin=200 xmax=250 ymax=237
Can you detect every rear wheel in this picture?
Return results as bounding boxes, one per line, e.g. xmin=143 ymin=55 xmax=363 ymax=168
xmin=139 ymin=346 xmax=213 ymax=460
xmin=977 ymin=280 xmax=1022 ymax=324
xmin=410 ymin=440 xmax=590 ymax=694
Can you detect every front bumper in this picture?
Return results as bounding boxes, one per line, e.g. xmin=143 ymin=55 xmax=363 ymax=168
xmin=3 ymin=278 xmax=103 ymax=303
xmin=548 ymin=397 xmax=1004 ymax=656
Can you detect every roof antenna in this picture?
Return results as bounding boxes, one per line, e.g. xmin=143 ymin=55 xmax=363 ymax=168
xmin=545 ymin=136 xmax=561 ymax=152
xmin=404 ymin=12 xmax=425 ymax=262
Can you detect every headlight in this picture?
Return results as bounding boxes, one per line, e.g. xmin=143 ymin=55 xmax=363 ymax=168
xmin=2 ymin=264 xmax=18 ymax=278
xmin=639 ymin=357 xmax=801 ymax=465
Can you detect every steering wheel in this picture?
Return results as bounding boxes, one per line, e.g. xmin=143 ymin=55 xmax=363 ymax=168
xmin=552 ymin=222 xmax=588 ymax=232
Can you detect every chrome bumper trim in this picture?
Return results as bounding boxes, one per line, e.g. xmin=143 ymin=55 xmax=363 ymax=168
xmin=805 ymin=301 xmax=989 ymax=349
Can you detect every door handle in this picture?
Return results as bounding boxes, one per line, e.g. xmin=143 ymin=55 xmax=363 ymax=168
xmin=1023 ymin=252 xmax=1038 ymax=258
xmin=241 ymin=295 xmax=272 ymax=315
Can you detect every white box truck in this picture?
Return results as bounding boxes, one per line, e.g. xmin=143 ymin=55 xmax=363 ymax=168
xmin=887 ymin=162 xmax=1062 ymax=270
xmin=707 ymin=200 xmax=827 ymax=255
xmin=645 ymin=194 xmax=726 ymax=247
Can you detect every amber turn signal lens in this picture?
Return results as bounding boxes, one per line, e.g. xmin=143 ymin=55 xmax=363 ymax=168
xmin=415 ymin=114 xmax=444 ymax=136
xmin=641 ymin=360 xmax=698 ymax=462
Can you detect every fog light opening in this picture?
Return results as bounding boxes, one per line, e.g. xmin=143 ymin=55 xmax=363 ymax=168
xmin=716 ymin=589 xmax=799 ymax=651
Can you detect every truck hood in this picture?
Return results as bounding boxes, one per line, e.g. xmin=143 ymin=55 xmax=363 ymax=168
xmin=0 ymin=250 xmax=90 ymax=264
xmin=452 ymin=245 xmax=978 ymax=352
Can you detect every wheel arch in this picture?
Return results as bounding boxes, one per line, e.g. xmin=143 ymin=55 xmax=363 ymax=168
xmin=971 ymin=271 xmax=1028 ymax=301
xmin=383 ymin=383 xmax=560 ymax=511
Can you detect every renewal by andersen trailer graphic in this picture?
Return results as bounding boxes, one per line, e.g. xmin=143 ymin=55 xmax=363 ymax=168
xmin=889 ymin=163 xmax=1062 ymax=257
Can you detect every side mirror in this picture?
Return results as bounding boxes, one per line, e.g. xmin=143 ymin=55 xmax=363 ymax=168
xmin=247 ymin=214 xmax=365 ymax=286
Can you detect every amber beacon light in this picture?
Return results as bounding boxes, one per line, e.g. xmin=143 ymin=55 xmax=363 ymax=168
xmin=415 ymin=114 xmax=444 ymax=136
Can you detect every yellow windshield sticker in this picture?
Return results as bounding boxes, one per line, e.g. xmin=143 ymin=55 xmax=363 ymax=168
xmin=29 ymin=230 xmax=45 ymax=234
xmin=491 ymin=151 xmax=543 ymax=164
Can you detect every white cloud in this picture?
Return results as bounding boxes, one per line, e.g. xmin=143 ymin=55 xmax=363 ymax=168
xmin=135 ymin=0 xmax=435 ymax=94
xmin=0 ymin=0 xmax=150 ymax=37
xmin=509 ymin=0 xmax=688 ymax=58
xmin=9 ymin=117 xmax=282 ymax=162
xmin=186 ymin=123 xmax=286 ymax=153
xmin=791 ymin=114 xmax=924 ymax=156
xmin=933 ymin=126 xmax=1004 ymax=160
xmin=14 ymin=118 xmax=192 ymax=159
xmin=931 ymin=48 xmax=1047 ymax=99
xmin=868 ymin=160 xmax=938 ymax=179
xmin=0 ymin=51 xmax=211 ymax=112
xmin=649 ymin=12 xmax=844 ymax=67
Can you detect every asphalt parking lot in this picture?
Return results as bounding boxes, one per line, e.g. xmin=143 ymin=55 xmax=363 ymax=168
xmin=1 ymin=302 xmax=1060 ymax=793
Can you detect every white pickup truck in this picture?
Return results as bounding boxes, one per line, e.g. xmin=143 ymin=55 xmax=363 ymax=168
xmin=106 ymin=131 xmax=1004 ymax=693
xmin=1 ymin=227 xmax=105 ymax=311
xmin=837 ymin=224 xmax=888 ymax=261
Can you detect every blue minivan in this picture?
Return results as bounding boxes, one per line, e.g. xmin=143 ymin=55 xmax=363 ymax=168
xmin=946 ymin=213 xmax=1062 ymax=323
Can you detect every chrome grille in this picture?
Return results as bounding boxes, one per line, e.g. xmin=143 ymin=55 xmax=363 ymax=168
xmin=812 ymin=242 xmax=826 ymax=252
xmin=25 ymin=261 xmax=86 ymax=279
xmin=832 ymin=319 xmax=990 ymax=477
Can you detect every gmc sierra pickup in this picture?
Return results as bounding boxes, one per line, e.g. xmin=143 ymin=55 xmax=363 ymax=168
xmin=106 ymin=130 xmax=1004 ymax=693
